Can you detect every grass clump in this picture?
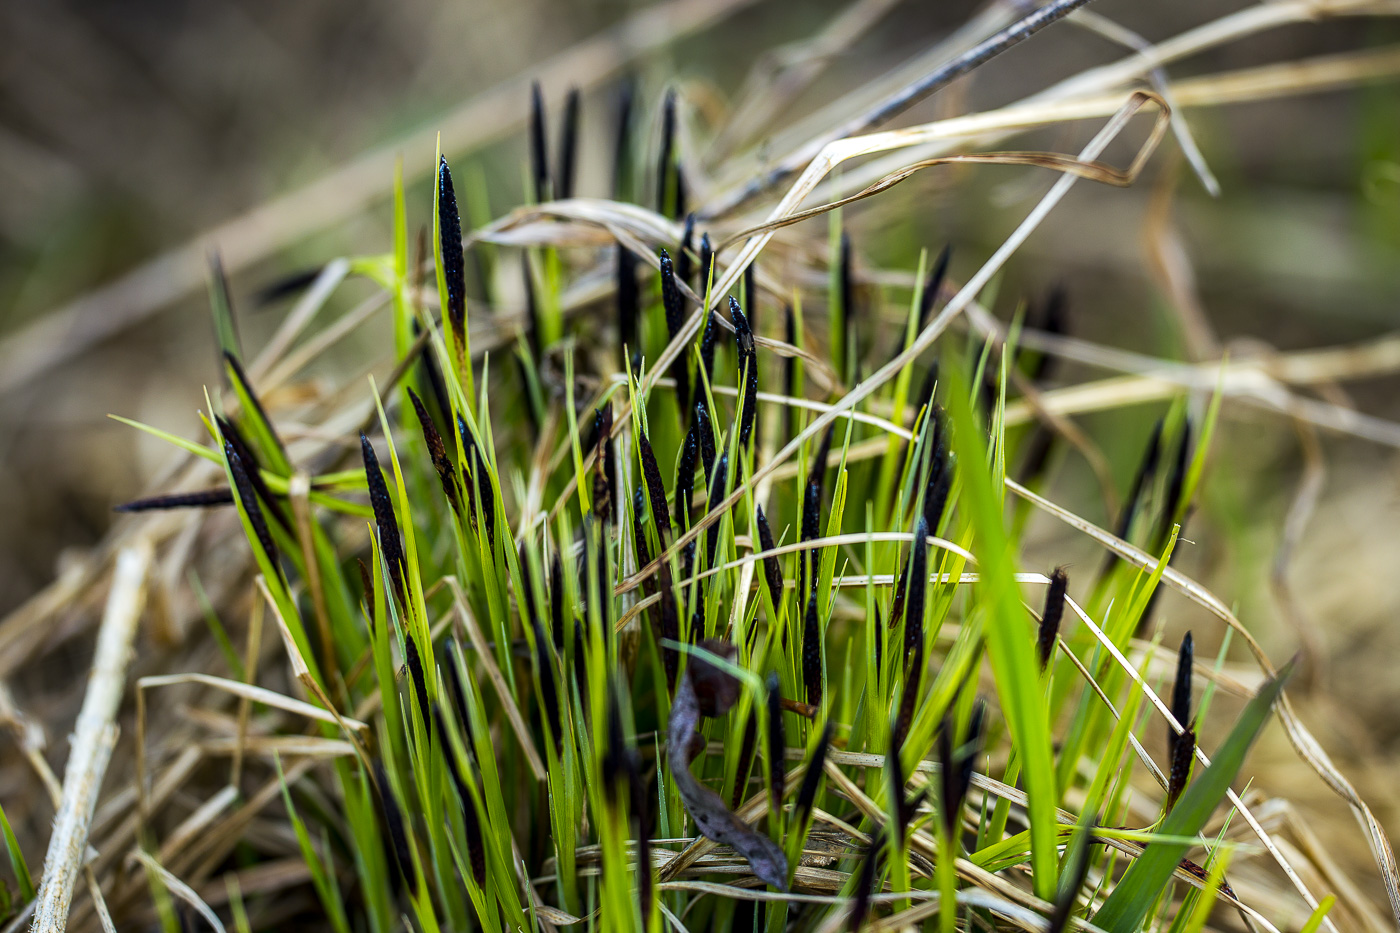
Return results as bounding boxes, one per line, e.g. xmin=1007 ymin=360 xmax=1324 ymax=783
xmin=13 ymin=3 xmax=1400 ymax=932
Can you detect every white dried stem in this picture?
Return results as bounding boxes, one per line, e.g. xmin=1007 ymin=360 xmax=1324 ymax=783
xmin=31 ymin=542 xmax=151 ymax=933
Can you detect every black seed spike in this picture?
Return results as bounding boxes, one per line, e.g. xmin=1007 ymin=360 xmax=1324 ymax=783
xmin=799 ymin=423 xmax=835 ymax=597
xmin=938 ymin=710 xmax=982 ymax=838
xmin=674 ymin=418 xmax=699 ymax=530
xmin=1027 ymin=285 xmax=1067 ymax=384
xmin=472 ymin=447 xmax=496 ymax=554
xmin=556 ymin=86 xmax=580 ymax=201
xmin=217 ymin=416 xmax=289 ymax=532
xmin=549 ymin=551 xmax=565 ymax=650
xmin=1116 ymin=418 xmax=1165 ymax=542
xmin=533 ymin=629 xmax=562 ymax=756
xmin=657 ymin=88 xmax=677 ymax=217
xmin=617 ymin=244 xmax=639 ymax=371
xmin=732 ymin=296 xmax=758 ymax=451
xmin=432 ymin=702 xmax=487 ymax=886
xmin=661 ymin=249 xmax=692 ymax=413
xmin=253 ymin=266 xmax=323 ymax=307
xmin=373 ymin=760 xmax=417 ymax=893
xmin=455 ymin=416 xmax=479 ymax=534
xmin=803 ymin=587 xmax=823 ymax=707
xmin=405 ymin=638 xmax=432 ymax=733
xmin=657 ymin=558 xmax=681 ymax=691
xmin=755 ymin=505 xmax=783 ymax=619
xmin=699 ymin=304 xmax=718 ymax=388
xmin=1170 ymin=631 xmax=1193 ymax=757
xmin=848 ymin=828 xmax=884 ymax=932
xmin=592 ymin=411 xmax=614 ymax=524
xmin=444 ymin=641 xmax=476 ymax=750
xmin=783 ymin=303 xmax=798 ymax=440
xmin=731 ymin=710 xmax=759 ymax=810
xmin=529 ymin=81 xmax=549 ymax=203
xmin=412 ymin=320 xmax=453 ymax=429
xmin=766 ymin=672 xmax=785 ymax=814
xmin=903 ymin=516 xmax=929 ymax=674
xmin=114 ymin=488 xmax=234 ymax=513
xmin=637 ymin=430 xmax=671 ymax=542
xmin=521 ymin=253 xmax=542 ymax=360
xmin=695 ymin=401 xmax=716 ymax=480
xmin=704 ymin=452 xmax=728 ymax=569
xmin=1038 ymin=567 xmax=1069 ymax=671
xmin=611 ymin=77 xmax=635 ymax=200
xmin=1158 ymin=416 xmax=1193 ymax=546
xmin=437 ymin=158 xmax=467 ymax=342
xmin=409 ymin=388 xmax=460 ymax=514
xmin=1166 ymin=722 xmax=1195 ymax=811
xmin=793 ymin=720 xmax=833 ymax=829
xmin=698 ymin=233 xmax=714 ymax=295
xmin=838 ymin=231 xmax=855 ymax=380
xmin=362 ymin=434 xmax=407 ymax=607
xmin=677 ymin=214 xmax=695 ymax=286
xmin=902 ymin=245 xmax=952 ymax=358
xmin=225 ymin=441 xmax=278 ymax=573
xmin=887 ymin=738 xmax=915 ymax=838
xmin=224 ymin=351 xmax=287 ymax=464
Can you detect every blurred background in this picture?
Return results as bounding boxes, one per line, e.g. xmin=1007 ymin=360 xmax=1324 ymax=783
xmin=3 ymin=0 xmax=1400 ymax=916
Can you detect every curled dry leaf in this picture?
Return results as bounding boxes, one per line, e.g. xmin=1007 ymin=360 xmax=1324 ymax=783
xmin=667 ymin=640 xmax=787 ymax=890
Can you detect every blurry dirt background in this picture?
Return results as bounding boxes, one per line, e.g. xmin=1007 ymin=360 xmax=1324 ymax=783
xmin=3 ymin=0 xmax=1400 ymax=916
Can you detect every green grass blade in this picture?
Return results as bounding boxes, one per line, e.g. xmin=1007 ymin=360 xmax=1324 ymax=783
xmin=1094 ymin=659 xmax=1295 ymax=931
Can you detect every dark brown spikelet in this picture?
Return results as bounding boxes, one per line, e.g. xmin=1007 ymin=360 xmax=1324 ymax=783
xmin=437 ymin=158 xmax=466 ymax=341
xmin=922 ymin=409 xmax=952 ymax=533
xmin=555 ymin=86 xmax=580 ymax=201
xmin=674 ymin=418 xmax=699 ymax=529
xmin=766 ymin=672 xmax=785 ymax=813
xmin=115 ymin=488 xmax=234 ymax=513
xmin=408 ymin=388 xmax=460 ymax=514
xmin=656 ymin=88 xmax=677 ymax=216
xmin=793 ymin=720 xmax=833 ymax=829
xmin=455 ymin=416 xmax=479 ymax=533
xmin=660 ymin=249 xmax=692 ymax=412
xmin=695 ymin=400 xmax=717 ymax=480
xmin=361 ymin=434 xmax=406 ymax=607
xmin=657 ymin=558 xmax=681 ymax=690
xmin=674 ymin=168 xmax=688 ymax=227
xmin=1170 ymin=631 xmax=1193 ymax=758
xmin=405 ymin=638 xmax=431 ymax=733
xmin=887 ymin=740 xmax=926 ymax=841
xmin=432 ymin=702 xmax=487 ymax=885
xmin=632 ymin=485 xmax=655 ymax=578
xmin=698 ymin=232 xmax=714 ymax=294
xmin=848 ymin=829 xmax=884 ymax=932
xmin=1167 ymin=723 xmax=1196 ymax=811
xmin=732 ymin=296 xmax=758 ymax=451
xmin=225 ymin=441 xmax=278 ymax=572
xmin=1037 ymin=566 xmax=1069 ymax=671
xmin=617 ymin=244 xmax=639 ymax=370
xmin=217 ymin=416 xmax=289 ymax=531
xmin=803 ymin=587 xmax=823 ymax=707
xmin=589 ymin=405 xmax=619 ymax=524
xmin=704 ymin=452 xmax=729 ymax=570
xmin=529 ymin=81 xmax=549 ymax=203
xmin=1027 ymin=285 xmax=1066 ymax=384
xmin=677 ymin=214 xmax=695 ymax=285
xmin=372 ymin=760 xmax=417 ymax=893
xmin=699 ymin=304 xmax=718 ymax=387
xmin=755 ymin=505 xmax=783 ymax=617
xmin=637 ymin=430 xmax=671 ymax=542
